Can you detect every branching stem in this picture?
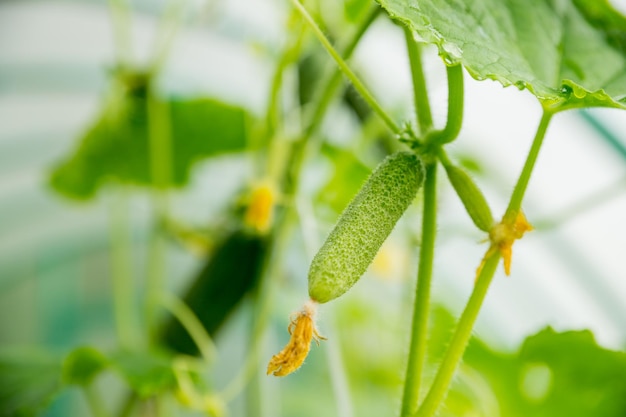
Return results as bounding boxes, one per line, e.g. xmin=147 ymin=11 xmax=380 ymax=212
xmin=414 ymin=110 xmax=554 ymax=417
xmin=414 ymin=253 xmax=500 ymax=417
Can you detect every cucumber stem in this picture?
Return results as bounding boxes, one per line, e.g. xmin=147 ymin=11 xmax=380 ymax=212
xmin=401 ymin=162 xmax=438 ymax=417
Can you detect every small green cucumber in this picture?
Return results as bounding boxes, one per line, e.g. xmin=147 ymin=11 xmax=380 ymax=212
xmin=308 ymin=152 xmax=424 ymax=303
xmin=444 ymin=163 xmax=493 ymax=232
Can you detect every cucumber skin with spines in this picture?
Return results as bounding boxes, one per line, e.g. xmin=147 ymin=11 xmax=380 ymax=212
xmin=308 ymin=152 xmax=424 ymax=303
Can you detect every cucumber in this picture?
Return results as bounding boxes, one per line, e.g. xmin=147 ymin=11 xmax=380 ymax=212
xmin=308 ymin=152 xmax=423 ymax=303
xmin=160 ymin=230 xmax=268 ymax=355
xmin=443 ymin=163 xmax=493 ymax=232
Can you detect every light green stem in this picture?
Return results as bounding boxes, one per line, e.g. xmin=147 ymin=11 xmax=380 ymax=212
xmin=266 ymin=19 xmax=306 ymax=139
xmin=285 ymin=6 xmax=380 ymax=195
xmin=504 ymin=110 xmax=553 ymax=222
xmin=109 ymin=192 xmax=135 ymax=350
xmin=305 ymin=6 xmax=381 ymax=137
xmin=427 ymin=64 xmax=464 ymax=144
xmin=326 ymin=320 xmax=354 ymax=417
xmin=108 ymin=0 xmax=132 ymax=66
xmin=401 ymin=162 xmax=437 ymax=417
xmin=149 ymin=0 xmax=187 ymax=74
xmin=146 ymin=92 xmax=172 ymax=344
xmin=159 ymin=293 xmax=217 ymax=364
xmin=291 ymin=0 xmax=401 ymax=134
xmin=414 ymin=253 xmax=500 ymax=417
xmin=403 ymin=29 xmax=433 ymax=135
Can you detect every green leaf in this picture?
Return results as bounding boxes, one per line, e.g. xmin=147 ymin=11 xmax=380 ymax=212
xmin=456 ymin=327 xmax=626 ymax=416
xmin=376 ymin=0 xmax=626 ymax=111
xmin=344 ymin=0 xmax=371 ymax=22
xmin=62 ymin=346 xmax=108 ymax=386
xmin=110 ymin=351 xmax=178 ymax=398
xmin=50 ymin=94 xmax=251 ymax=200
xmin=0 ymin=349 xmax=63 ymax=417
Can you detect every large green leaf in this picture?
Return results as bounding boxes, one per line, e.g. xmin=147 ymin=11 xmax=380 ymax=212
xmin=377 ymin=0 xmax=626 ymax=111
xmin=50 ymin=91 xmax=251 ymax=200
xmin=449 ymin=327 xmax=626 ymax=416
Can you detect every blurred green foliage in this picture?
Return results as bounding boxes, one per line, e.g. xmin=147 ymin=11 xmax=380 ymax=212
xmin=50 ymin=75 xmax=251 ymax=200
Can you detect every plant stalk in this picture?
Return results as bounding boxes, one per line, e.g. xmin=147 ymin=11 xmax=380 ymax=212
xmin=146 ymin=92 xmax=173 ymax=345
xmin=400 ymin=162 xmax=437 ymax=417
xmin=305 ymin=6 xmax=381 ymax=137
xmin=108 ymin=0 xmax=132 ymax=67
xmin=160 ymin=293 xmax=217 ymax=364
xmin=415 ymin=111 xmax=554 ymax=417
xmin=404 ymin=29 xmax=433 ymax=135
xmin=414 ymin=253 xmax=500 ymax=417
xmin=504 ymin=110 xmax=553 ymax=222
xmin=291 ymin=0 xmax=401 ymax=134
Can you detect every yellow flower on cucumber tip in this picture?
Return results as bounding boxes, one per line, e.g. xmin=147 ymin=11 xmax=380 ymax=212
xmin=476 ymin=211 xmax=533 ymax=278
xmin=267 ymin=300 xmax=326 ymax=377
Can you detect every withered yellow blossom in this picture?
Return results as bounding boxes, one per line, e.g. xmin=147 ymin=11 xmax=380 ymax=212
xmin=476 ymin=211 xmax=533 ymax=279
xmin=267 ymin=301 xmax=325 ymax=377
xmin=244 ymin=182 xmax=277 ymax=234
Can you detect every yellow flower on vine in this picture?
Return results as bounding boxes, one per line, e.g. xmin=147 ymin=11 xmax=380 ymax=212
xmin=477 ymin=211 xmax=533 ymax=278
xmin=243 ymin=181 xmax=277 ymax=234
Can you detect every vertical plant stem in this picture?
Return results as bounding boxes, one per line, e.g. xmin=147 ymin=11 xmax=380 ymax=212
xmin=146 ymin=92 xmax=173 ymax=345
xmin=266 ymin=19 xmax=306 ymax=140
xmin=108 ymin=0 xmax=132 ymax=66
xmin=285 ymin=6 xmax=380 ymax=195
xmin=109 ymin=191 xmax=135 ymax=350
xmin=305 ymin=6 xmax=381 ymax=137
xmin=325 ymin=320 xmax=354 ymax=417
xmin=415 ymin=253 xmax=500 ymax=417
xmin=504 ymin=110 xmax=553 ymax=222
xmin=150 ymin=0 xmax=187 ymax=74
xmin=404 ymin=29 xmax=433 ymax=135
xmin=400 ymin=162 xmax=437 ymax=417
xmin=291 ymin=0 xmax=401 ymax=135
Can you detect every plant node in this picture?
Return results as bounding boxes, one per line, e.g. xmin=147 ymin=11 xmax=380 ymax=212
xmin=476 ymin=211 xmax=533 ymax=278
